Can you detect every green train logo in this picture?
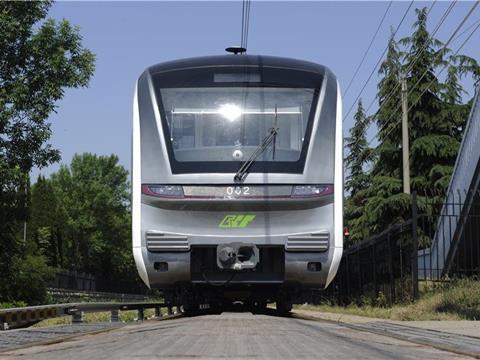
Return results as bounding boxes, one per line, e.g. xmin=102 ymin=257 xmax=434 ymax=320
xmin=218 ymin=214 xmax=256 ymax=228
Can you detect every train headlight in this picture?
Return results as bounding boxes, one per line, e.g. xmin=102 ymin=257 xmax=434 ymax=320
xmin=142 ymin=184 xmax=184 ymax=198
xmin=218 ymin=103 xmax=242 ymax=121
xmin=291 ymin=184 xmax=333 ymax=198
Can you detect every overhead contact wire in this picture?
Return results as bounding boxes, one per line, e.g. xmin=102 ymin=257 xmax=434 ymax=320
xmin=367 ymin=2 xmax=480 ymax=148
xmin=343 ymin=1 xmax=393 ymax=97
xmin=343 ymin=0 xmax=415 ymax=123
xmin=364 ymin=1 xmax=455 ymax=116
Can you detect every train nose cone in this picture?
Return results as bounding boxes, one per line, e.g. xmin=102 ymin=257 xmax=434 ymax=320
xmin=218 ymin=246 xmax=236 ymax=267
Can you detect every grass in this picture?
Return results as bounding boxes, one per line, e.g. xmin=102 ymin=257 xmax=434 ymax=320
xmin=296 ymin=278 xmax=480 ymax=321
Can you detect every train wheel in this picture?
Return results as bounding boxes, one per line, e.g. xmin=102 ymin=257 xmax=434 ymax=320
xmin=182 ymin=303 xmax=200 ymax=316
xmin=250 ymin=300 xmax=267 ymax=314
xmin=276 ymin=299 xmax=292 ymax=315
xmin=256 ymin=300 xmax=267 ymax=309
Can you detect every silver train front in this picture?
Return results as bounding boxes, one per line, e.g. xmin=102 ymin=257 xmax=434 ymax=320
xmin=132 ymin=55 xmax=343 ymax=295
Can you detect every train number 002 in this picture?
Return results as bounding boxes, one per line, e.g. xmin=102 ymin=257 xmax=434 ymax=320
xmin=226 ymin=186 xmax=250 ymax=196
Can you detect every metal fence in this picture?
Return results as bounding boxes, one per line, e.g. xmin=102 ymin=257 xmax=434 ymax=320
xmin=51 ymin=271 xmax=147 ymax=295
xmin=52 ymin=271 xmax=96 ymax=291
xmin=322 ymin=189 xmax=480 ymax=305
xmin=418 ymin=189 xmax=480 ymax=281
xmin=325 ymin=219 xmax=415 ymax=305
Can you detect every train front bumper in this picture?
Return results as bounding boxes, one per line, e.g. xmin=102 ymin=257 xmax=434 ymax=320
xmin=138 ymin=244 xmax=341 ymax=290
xmin=134 ymin=203 xmax=342 ymax=289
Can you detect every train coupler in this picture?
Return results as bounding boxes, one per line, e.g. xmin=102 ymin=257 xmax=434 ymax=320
xmin=217 ymin=243 xmax=259 ymax=271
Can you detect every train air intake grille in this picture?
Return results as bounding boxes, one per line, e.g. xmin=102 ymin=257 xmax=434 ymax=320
xmin=286 ymin=232 xmax=329 ymax=252
xmin=145 ymin=232 xmax=189 ymax=252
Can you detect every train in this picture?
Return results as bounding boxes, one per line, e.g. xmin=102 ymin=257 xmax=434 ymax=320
xmin=132 ymin=53 xmax=343 ymax=313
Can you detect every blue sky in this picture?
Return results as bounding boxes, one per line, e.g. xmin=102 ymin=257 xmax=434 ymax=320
xmin=33 ymin=1 xmax=480 ymax=179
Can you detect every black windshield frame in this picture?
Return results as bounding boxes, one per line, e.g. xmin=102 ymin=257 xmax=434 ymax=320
xmin=151 ymin=65 xmax=322 ymax=174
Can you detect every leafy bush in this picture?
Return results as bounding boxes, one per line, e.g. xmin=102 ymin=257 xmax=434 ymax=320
xmin=10 ymin=254 xmax=54 ymax=305
xmin=0 ymin=301 xmax=28 ymax=309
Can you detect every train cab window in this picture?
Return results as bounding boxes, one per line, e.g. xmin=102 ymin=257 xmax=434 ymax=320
xmin=162 ymin=87 xmax=313 ymax=162
xmin=152 ymin=66 xmax=322 ymax=174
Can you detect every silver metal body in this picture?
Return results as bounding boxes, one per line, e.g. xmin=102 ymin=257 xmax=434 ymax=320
xmin=132 ymin=55 xmax=343 ymax=305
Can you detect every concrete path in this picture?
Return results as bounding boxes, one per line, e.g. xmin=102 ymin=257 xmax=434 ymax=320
xmin=295 ymin=310 xmax=480 ymax=358
xmin=0 ymin=312 xmax=471 ymax=359
xmin=295 ymin=309 xmax=480 ymax=338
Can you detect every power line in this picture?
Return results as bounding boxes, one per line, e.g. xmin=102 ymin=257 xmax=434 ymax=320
xmin=245 ymin=0 xmax=251 ymax=50
xmin=345 ymin=1 xmax=478 ymax=155
xmin=348 ymin=0 xmax=461 ymax=149
xmin=364 ymin=1 xmax=455 ymax=116
xmin=241 ymin=0 xmax=246 ymax=48
xmin=367 ymin=3 xmax=480 ymax=148
xmin=426 ymin=0 xmax=437 ymax=16
xmin=343 ymin=0 xmax=415 ymax=123
xmin=240 ymin=0 xmax=251 ymax=51
xmin=343 ymin=1 xmax=393 ymax=97
xmin=452 ymin=17 xmax=480 ymax=43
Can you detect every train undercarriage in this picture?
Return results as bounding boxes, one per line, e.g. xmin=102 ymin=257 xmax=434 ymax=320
xmin=157 ymin=244 xmax=323 ymax=314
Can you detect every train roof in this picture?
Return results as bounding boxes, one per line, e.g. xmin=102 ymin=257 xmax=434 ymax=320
xmin=146 ymin=55 xmax=328 ymax=76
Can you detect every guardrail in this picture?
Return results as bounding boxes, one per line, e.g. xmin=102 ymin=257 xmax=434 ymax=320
xmin=47 ymin=288 xmax=148 ymax=303
xmin=0 ymin=302 xmax=180 ymax=330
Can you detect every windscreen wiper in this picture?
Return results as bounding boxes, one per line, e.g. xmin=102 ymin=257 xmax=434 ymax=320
xmin=234 ymin=126 xmax=279 ymax=182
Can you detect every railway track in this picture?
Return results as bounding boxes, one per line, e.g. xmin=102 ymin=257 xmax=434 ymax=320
xmin=1 ymin=309 xmax=478 ymax=359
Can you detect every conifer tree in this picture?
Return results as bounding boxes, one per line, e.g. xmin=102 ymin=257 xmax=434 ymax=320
xmin=357 ymin=31 xmax=410 ymax=236
xmin=373 ymin=31 xmax=403 ymax=178
xmin=344 ymin=100 xmax=371 ymax=244
xmin=401 ymin=7 xmax=453 ymax=195
xmin=349 ymin=7 xmax=479 ymax=241
xmin=345 ymin=99 xmax=370 ymax=196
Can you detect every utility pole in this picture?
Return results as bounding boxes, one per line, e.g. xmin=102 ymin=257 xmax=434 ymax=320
xmin=23 ymin=178 xmax=28 ymax=244
xmin=401 ymin=76 xmax=411 ymax=194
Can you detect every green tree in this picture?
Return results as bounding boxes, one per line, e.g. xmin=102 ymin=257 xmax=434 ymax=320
xmin=348 ymin=7 xmax=479 ymax=241
xmin=402 ymin=7 xmax=452 ymax=195
xmin=49 ymin=153 xmax=134 ymax=281
xmin=345 ymin=99 xmax=370 ymax=196
xmin=352 ymin=31 xmax=410 ymax=237
xmin=344 ymin=100 xmax=372 ymax=244
xmin=374 ymin=31 xmax=403 ymax=178
xmin=0 ymin=1 xmax=95 ymax=303
xmin=30 ymin=175 xmax=67 ymax=267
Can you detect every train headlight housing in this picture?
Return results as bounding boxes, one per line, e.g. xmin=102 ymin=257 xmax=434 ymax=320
xmin=142 ymin=184 xmax=184 ymax=198
xmin=291 ymin=184 xmax=333 ymax=198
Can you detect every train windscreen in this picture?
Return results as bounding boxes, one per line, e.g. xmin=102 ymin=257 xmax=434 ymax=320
xmin=152 ymin=67 xmax=322 ymax=174
xmin=161 ymin=87 xmax=313 ymax=163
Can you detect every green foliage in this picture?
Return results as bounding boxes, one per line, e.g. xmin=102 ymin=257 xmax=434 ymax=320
xmin=345 ymin=7 xmax=479 ymax=244
xmin=0 ymin=1 xmax=95 ymax=172
xmin=30 ymin=153 xmax=136 ymax=283
xmin=375 ymin=30 xmax=402 ymax=162
xmin=11 ymin=254 xmax=54 ymax=305
xmin=0 ymin=301 xmax=28 ymax=310
xmin=345 ymin=99 xmax=371 ymax=196
xmin=0 ymin=1 xmax=95 ymax=304
xmin=30 ymin=175 xmax=64 ymax=265
xmin=344 ymin=100 xmax=373 ymax=245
